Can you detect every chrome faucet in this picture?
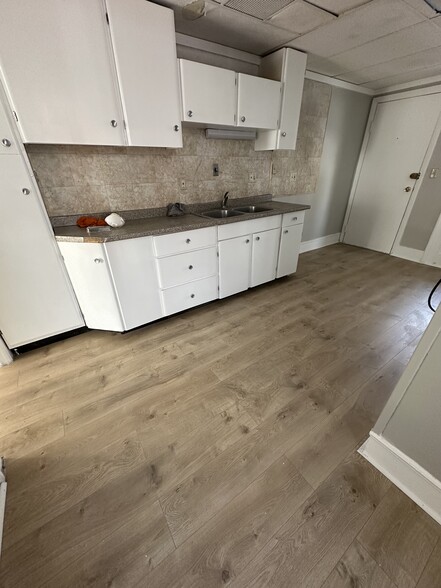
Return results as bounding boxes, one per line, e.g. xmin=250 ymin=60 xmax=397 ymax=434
xmin=221 ymin=191 xmax=229 ymax=209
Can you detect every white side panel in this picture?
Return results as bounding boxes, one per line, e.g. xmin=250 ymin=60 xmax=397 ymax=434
xmin=277 ymin=224 xmax=303 ymax=278
xmin=251 ymin=228 xmax=281 ymax=287
xmin=237 ymin=73 xmax=281 ymax=129
xmin=0 ymin=156 xmax=84 ymax=347
xmin=0 ymin=0 xmax=125 ymax=145
xmin=58 ymin=242 xmax=124 ymax=332
xmin=105 ymin=237 xmax=163 ymax=330
xmin=157 ymin=247 xmax=217 ymax=289
xmin=218 ymin=235 xmax=252 ymax=298
xmin=179 ymin=60 xmax=236 ymax=126
xmin=106 ymin=0 xmax=182 ymax=147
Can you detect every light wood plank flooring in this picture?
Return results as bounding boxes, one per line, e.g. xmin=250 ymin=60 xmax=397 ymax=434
xmin=0 ymin=244 xmax=440 ymax=587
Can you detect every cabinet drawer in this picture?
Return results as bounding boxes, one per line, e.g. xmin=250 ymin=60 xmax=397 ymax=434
xmin=161 ymin=276 xmax=218 ymax=316
xmin=282 ymin=210 xmax=305 ymax=227
xmin=157 ymin=247 xmax=217 ymax=288
xmin=153 ymin=226 xmax=216 ymax=257
xmin=218 ymin=215 xmax=281 ymax=241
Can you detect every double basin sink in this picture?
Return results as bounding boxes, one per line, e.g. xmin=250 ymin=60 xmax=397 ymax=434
xmin=200 ymin=205 xmax=272 ymax=219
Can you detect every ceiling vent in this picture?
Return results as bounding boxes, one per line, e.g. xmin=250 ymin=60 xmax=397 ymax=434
xmin=224 ymin=0 xmax=296 ymax=20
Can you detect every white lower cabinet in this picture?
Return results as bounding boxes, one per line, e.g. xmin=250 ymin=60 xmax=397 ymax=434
xmin=218 ymin=234 xmax=252 ymax=298
xmin=251 ymin=228 xmax=281 ymax=287
xmin=161 ymin=276 xmax=218 ymax=316
xmin=277 ymin=224 xmax=303 ymax=278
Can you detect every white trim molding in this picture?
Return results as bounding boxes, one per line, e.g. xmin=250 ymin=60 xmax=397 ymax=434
xmin=300 ymin=233 xmax=340 ymax=253
xmin=305 ymin=70 xmax=375 ymax=95
xmin=359 ymin=432 xmax=441 ymax=526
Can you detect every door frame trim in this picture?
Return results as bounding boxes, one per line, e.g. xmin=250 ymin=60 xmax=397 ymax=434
xmin=341 ymin=85 xmax=441 ymax=254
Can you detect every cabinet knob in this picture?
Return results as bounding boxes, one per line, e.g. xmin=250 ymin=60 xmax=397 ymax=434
xmin=110 ymin=120 xmax=118 ymax=127
xmin=174 ymin=124 xmax=180 ymax=132
xmin=189 ymin=265 xmax=193 ymax=270
xmin=187 ymin=110 xmax=193 ymax=118
xmin=22 ymin=188 xmax=30 ymax=195
xmin=281 ymin=132 xmax=287 ymax=137
xmin=404 ymin=186 xmax=411 ymax=192
xmin=246 ymin=239 xmax=250 ymax=243
xmin=2 ymin=138 xmax=11 ymax=147
xmin=94 ymin=258 xmax=104 ymax=264
xmin=292 ymin=216 xmax=297 ymax=221
xmin=284 ymin=230 xmax=288 ymax=234
xmin=240 ymin=116 xmax=246 ymax=123
xmin=256 ymin=236 xmax=260 ymax=241
xmin=190 ymin=293 xmax=195 ymax=298
xmin=186 ymin=238 xmax=191 ymax=244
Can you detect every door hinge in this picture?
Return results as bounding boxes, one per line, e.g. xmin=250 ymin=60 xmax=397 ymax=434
xmin=12 ymin=111 xmax=18 ymax=122
xmin=105 ymin=12 xmax=109 ymax=25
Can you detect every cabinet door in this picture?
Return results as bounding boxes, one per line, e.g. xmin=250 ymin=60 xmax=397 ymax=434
xmin=218 ymin=235 xmax=252 ymax=298
xmin=277 ymin=50 xmax=306 ymax=150
xmin=106 ymin=0 xmax=182 ymax=148
xmin=237 ymin=73 xmax=281 ymax=129
xmin=0 ymin=156 xmax=84 ymax=347
xmin=0 ymin=0 xmax=125 ymax=145
xmin=251 ymin=228 xmax=281 ymax=287
xmin=277 ymin=224 xmax=303 ymax=278
xmin=0 ymin=102 xmax=19 ymax=155
xmin=180 ymin=60 xmax=237 ymax=126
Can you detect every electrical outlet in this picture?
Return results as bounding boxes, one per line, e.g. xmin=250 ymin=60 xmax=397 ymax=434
xmin=180 ymin=179 xmax=187 ymax=189
xmin=213 ymin=163 xmax=219 ymax=177
xmin=290 ymin=172 xmax=296 ymax=181
xmin=249 ymin=172 xmax=256 ymax=182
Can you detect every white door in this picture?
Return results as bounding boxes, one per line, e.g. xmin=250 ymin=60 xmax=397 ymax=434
xmin=0 ymin=156 xmax=84 ymax=347
xmin=251 ymin=228 xmax=281 ymax=287
xmin=343 ymin=93 xmax=441 ymax=253
xmin=0 ymin=0 xmax=125 ymax=145
xmin=106 ymin=0 xmax=182 ymax=148
xmin=218 ymin=235 xmax=252 ymax=298
xmin=277 ymin=224 xmax=303 ymax=278
xmin=237 ymin=73 xmax=281 ymax=129
xmin=0 ymin=103 xmax=19 ymax=155
xmin=179 ymin=60 xmax=237 ymax=126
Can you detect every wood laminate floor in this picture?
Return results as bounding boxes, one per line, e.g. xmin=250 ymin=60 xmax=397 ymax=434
xmin=1 ymin=244 xmax=441 ymax=588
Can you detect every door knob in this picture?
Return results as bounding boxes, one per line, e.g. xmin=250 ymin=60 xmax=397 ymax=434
xmin=410 ymin=172 xmax=421 ymax=180
xmin=404 ymin=186 xmax=412 ymax=192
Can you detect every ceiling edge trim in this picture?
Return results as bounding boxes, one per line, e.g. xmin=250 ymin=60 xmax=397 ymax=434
xmin=305 ymin=70 xmax=375 ymax=95
xmin=176 ymin=33 xmax=261 ymax=65
xmin=374 ymin=74 xmax=441 ymax=96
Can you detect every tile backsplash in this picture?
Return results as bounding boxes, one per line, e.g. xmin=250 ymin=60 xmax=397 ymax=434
xmin=26 ymin=80 xmax=331 ymax=217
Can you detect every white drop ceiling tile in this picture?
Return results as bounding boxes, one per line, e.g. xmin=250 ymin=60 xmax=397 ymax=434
xmin=366 ymin=64 xmax=441 ymax=89
xmin=330 ymin=20 xmax=441 ymax=75
xmin=307 ymin=0 xmax=373 ymax=14
xmin=306 ymin=53 xmax=345 ymax=76
xmin=269 ymin=1 xmax=335 ymax=35
xmin=401 ymin=0 xmax=438 ymax=17
xmin=341 ymin=45 xmax=441 ymax=83
xmin=287 ymin=0 xmax=425 ymax=57
xmin=432 ymin=15 xmax=441 ymax=27
xmin=173 ymin=5 xmax=296 ymax=54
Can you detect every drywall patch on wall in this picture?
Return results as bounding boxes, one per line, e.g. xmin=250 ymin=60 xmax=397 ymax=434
xmin=26 ymin=79 xmax=331 ymax=216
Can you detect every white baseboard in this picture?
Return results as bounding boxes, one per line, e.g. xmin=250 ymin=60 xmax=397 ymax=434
xmin=300 ymin=233 xmax=341 ymax=254
xmin=391 ymin=245 xmax=424 ymax=264
xmin=359 ymin=432 xmax=441 ymax=525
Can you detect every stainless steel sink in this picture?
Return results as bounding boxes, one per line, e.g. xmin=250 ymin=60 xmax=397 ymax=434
xmin=201 ymin=209 xmax=245 ymax=218
xmin=234 ymin=205 xmax=273 ymax=213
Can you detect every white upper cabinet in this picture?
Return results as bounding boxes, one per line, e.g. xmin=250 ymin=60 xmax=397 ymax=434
xmin=255 ymin=48 xmax=307 ymax=151
xmin=237 ymin=73 xmax=281 ymax=130
xmin=0 ymin=0 xmax=125 ymax=145
xmin=106 ymin=0 xmax=182 ymax=148
xmin=179 ymin=60 xmax=237 ymax=127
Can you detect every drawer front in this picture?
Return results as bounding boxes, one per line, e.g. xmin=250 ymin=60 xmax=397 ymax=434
xmin=161 ymin=276 xmax=218 ymax=316
xmin=153 ymin=226 xmax=217 ymax=257
xmin=218 ymin=215 xmax=281 ymax=241
xmin=157 ymin=247 xmax=217 ymax=289
xmin=282 ymin=210 xmax=305 ymax=227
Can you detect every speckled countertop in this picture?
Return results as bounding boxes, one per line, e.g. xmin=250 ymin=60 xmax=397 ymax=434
xmin=53 ymin=199 xmax=310 ymax=243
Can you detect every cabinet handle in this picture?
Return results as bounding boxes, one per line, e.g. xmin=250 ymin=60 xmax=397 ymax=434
xmin=22 ymin=188 xmax=30 ymax=195
xmin=187 ymin=110 xmax=193 ymax=118
xmin=240 ymin=116 xmax=246 ymax=123
xmin=174 ymin=124 xmax=180 ymax=132
xmin=110 ymin=120 xmax=118 ymax=127
xmin=186 ymin=238 xmax=191 ymax=244
xmin=94 ymin=258 xmax=104 ymax=264
xmin=246 ymin=239 xmax=250 ymax=243
xmin=281 ymin=132 xmax=287 ymax=137
xmin=189 ymin=265 xmax=194 ymax=270
xmin=292 ymin=216 xmax=298 ymax=221
xmin=2 ymin=138 xmax=11 ymax=147
xmin=284 ymin=230 xmax=288 ymax=234
xmin=190 ymin=293 xmax=195 ymax=298
xmin=256 ymin=236 xmax=260 ymax=241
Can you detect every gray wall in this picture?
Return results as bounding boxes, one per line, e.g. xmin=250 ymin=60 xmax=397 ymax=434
xmin=400 ymin=131 xmax=441 ymax=251
xmin=275 ymin=86 xmax=371 ymax=242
